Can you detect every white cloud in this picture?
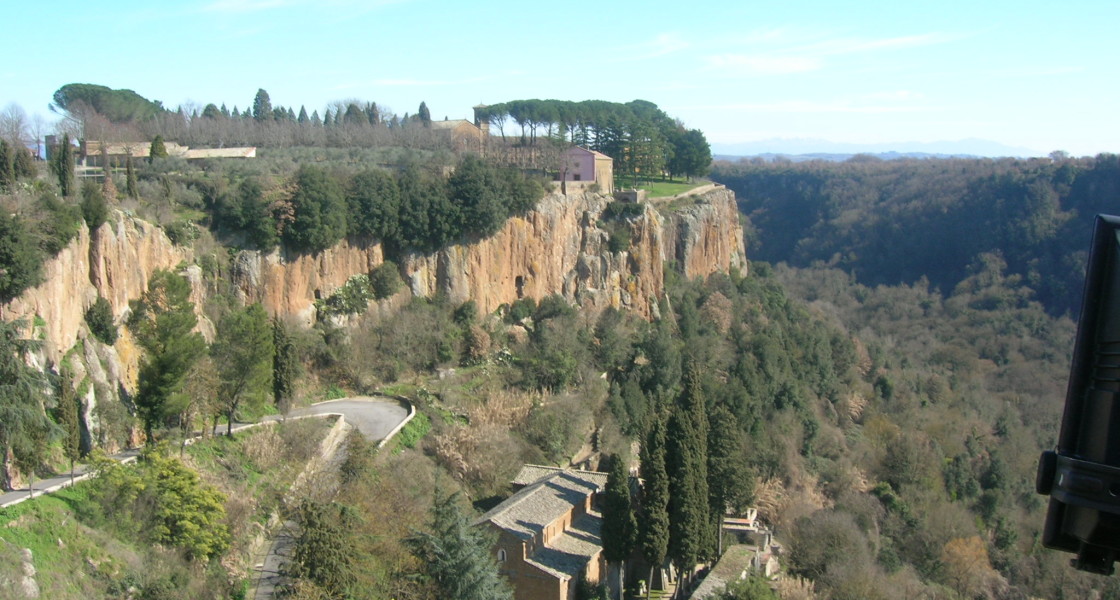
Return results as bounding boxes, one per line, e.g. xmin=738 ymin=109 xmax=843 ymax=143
xmin=611 ymin=33 xmax=690 ymax=62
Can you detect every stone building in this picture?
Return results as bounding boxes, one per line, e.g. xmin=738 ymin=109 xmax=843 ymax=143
xmin=475 ymin=466 xmax=609 ymax=600
xmin=558 ymin=146 xmax=614 ymax=194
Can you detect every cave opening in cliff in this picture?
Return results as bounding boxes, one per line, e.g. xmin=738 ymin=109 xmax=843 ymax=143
xmin=515 ymin=276 xmax=525 ymax=298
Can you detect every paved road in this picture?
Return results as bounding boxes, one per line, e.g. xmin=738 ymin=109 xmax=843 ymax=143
xmin=284 ymin=397 xmax=410 ymax=441
xmin=0 ymin=448 xmax=142 ymax=508
xmin=0 ymin=396 xmax=411 ymax=509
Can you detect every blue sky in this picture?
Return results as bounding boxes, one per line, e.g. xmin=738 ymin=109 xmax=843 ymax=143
xmin=2 ymin=0 xmax=1117 ymax=156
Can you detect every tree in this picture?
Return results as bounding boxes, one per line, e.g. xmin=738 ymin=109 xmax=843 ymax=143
xmin=0 ymin=139 xmax=14 ymax=191
xmin=708 ymin=404 xmax=752 ymax=553
xmin=418 ymin=101 xmax=432 ymax=127
xmin=143 ymin=448 xmax=231 ymax=559
xmin=148 ymin=134 xmax=167 ymax=163
xmin=292 ymin=500 xmax=359 ymax=595
xmin=639 ymin=412 xmax=670 ymax=599
xmin=668 ymin=128 xmax=712 ymax=181
xmin=50 ymin=132 xmax=75 ymax=196
xmin=252 ymin=88 xmax=273 ymax=121
xmin=346 ymin=168 xmax=400 ymax=244
xmin=81 ymin=180 xmax=110 ymax=232
xmin=128 ymin=270 xmax=207 ymax=441
xmin=716 ymin=577 xmax=779 ymax=600
xmin=283 ymin=165 xmax=347 ymax=253
xmin=406 ymin=491 xmax=513 ymax=600
xmin=85 ymin=295 xmax=117 ymax=344
xmin=449 ymin=155 xmax=505 ymax=237
xmin=125 ymin=154 xmax=139 ymax=199
xmin=57 ymin=364 xmax=82 ymax=484
xmin=370 ymin=261 xmax=403 ymax=300
xmin=602 ymin=454 xmax=637 ymax=600
xmin=211 ymin=303 xmax=273 ymax=435
xmin=0 ymin=318 xmax=59 ymax=491
xmin=273 ymin=318 xmax=297 ymax=414
xmin=0 ymin=212 xmax=44 ymax=303
xmin=666 ymin=366 xmax=712 ymax=577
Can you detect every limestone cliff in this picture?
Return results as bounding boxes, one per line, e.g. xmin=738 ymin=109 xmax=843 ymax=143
xmin=4 ymin=213 xmax=192 ymax=363
xmin=659 ymin=185 xmax=747 ymax=280
xmin=1 ymin=186 xmax=746 ymax=465
xmin=401 ymin=192 xmax=664 ymax=320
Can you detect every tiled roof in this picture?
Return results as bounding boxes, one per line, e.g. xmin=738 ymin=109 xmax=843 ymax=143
xmin=183 ymin=147 xmax=257 ymax=159
xmin=688 ymin=545 xmax=757 ymax=599
xmin=525 ymin=511 xmax=603 ymax=580
xmin=430 ymin=119 xmax=475 ymax=130
xmin=475 ymin=469 xmax=607 ymax=541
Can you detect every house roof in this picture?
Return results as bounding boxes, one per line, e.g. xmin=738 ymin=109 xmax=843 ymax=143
xmin=430 ymin=119 xmax=476 ymax=130
xmin=525 ymin=511 xmax=603 ymax=580
xmin=183 ymin=147 xmax=257 ymax=159
xmin=475 ymin=469 xmax=607 ymax=541
xmin=688 ymin=545 xmax=758 ymax=599
xmin=566 ymin=146 xmax=612 ymax=161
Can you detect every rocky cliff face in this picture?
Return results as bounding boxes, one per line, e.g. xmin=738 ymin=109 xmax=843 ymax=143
xmin=5 ymin=187 xmax=748 ymax=364
xmin=660 ymin=185 xmax=747 ymax=280
xmin=4 ymin=214 xmax=192 ymax=363
xmin=1 ymin=186 xmax=746 ymax=464
xmin=402 ymin=192 xmax=665 ymax=320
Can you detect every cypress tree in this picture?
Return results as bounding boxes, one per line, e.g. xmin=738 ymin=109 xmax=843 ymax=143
xmin=418 ymin=101 xmax=432 ymax=126
xmin=272 ymin=317 xmax=297 ymax=415
xmin=148 ymin=135 xmax=167 ymax=164
xmin=125 ymin=155 xmax=139 ymax=199
xmin=58 ymin=365 xmax=82 ymax=484
xmin=666 ymin=365 xmax=712 ymax=578
xmin=297 ymin=105 xmax=309 ymax=124
xmin=639 ymin=411 xmax=670 ymax=598
xmin=252 ymin=88 xmax=272 ymax=121
xmin=0 ymin=139 xmax=13 ymax=191
xmin=51 ymin=133 xmax=75 ymax=196
xmin=707 ymin=403 xmax=741 ymax=556
xmin=602 ymin=453 xmax=637 ymax=600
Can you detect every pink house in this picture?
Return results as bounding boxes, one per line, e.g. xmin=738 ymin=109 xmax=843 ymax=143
xmin=558 ymin=147 xmax=614 ymax=194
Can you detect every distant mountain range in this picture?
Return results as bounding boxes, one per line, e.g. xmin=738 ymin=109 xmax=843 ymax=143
xmin=711 ymin=137 xmax=1043 ymax=161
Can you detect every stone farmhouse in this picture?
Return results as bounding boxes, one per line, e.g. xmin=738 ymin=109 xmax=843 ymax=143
xmin=557 ymin=146 xmax=614 ymax=195
xmin=475 ymin=465 xmax=609 ymax=600
xmin=429 ymin=118 xmax=487 ymax=153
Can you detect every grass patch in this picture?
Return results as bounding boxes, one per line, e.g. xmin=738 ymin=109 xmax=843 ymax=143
xmin=627 ymin=179 xmax=705 ymax=198
xmin=393 ymin=411 xmax=431 ymax=453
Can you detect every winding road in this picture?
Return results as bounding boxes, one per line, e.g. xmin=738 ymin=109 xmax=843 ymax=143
xmin=0 ymin=396 xmax=411 ymax=507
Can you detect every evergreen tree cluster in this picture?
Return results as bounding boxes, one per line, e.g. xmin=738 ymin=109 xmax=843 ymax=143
xmin=477 ymin=99 xmax=711 ymax=181
xmin=213 ymin=156 xmax=543 ymax=256
xmin=712 ymin=153 xmax=1120 ymax=316
xmin=0 ymin=137 xmax=34 ymax=191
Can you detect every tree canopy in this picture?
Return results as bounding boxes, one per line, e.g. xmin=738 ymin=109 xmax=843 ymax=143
xmin=52 ymin=83 xmax=165 ymax=123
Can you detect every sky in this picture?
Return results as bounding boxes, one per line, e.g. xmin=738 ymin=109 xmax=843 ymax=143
xmin=2 ymin=0 xmax=1117 ymax=157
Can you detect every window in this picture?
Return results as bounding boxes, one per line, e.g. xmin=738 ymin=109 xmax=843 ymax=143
xmin=498 ymin=549 xmax=507 ymax=562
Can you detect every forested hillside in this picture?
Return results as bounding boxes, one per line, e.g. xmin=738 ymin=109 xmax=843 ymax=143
xmin=712 ymin=154 xmax=1120 ymax=316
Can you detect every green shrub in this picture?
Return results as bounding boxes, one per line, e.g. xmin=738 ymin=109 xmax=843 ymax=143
xmin=164 ymin=220 xmax=199 ymax=246
xmin=369 ymin=261 xmax=403 ymax=300
xmin=86 ymin=296 xmax=118 ymax=344
xmin=36 ymin=192 xmax=83 ymax=255
xmin=80 ymin=180 xmax=110 ymax=231
xmin=508 ymin=297 xmax=536 ymax=323
xmin=394 ymin=411 xmax=431 ymax=451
